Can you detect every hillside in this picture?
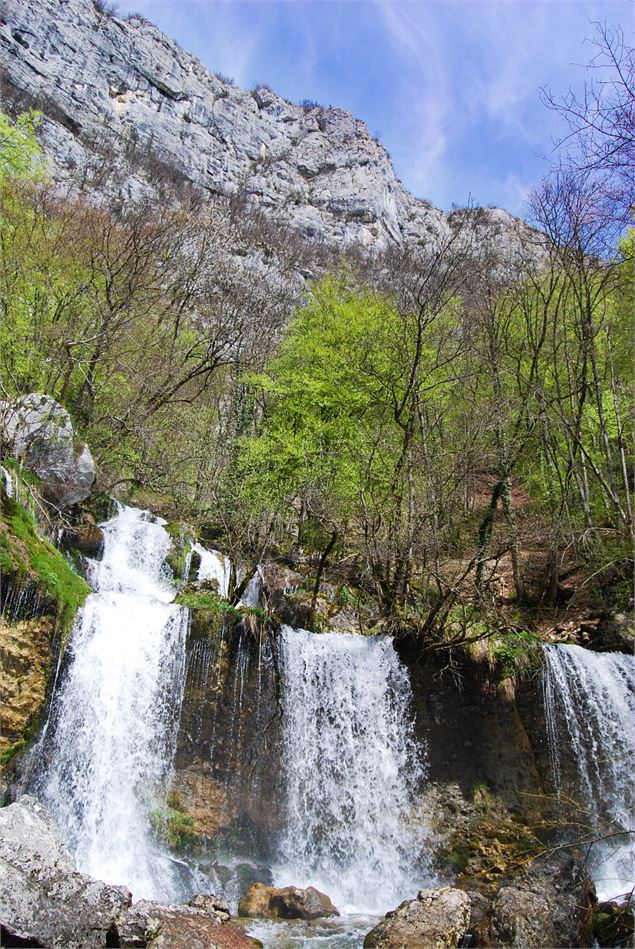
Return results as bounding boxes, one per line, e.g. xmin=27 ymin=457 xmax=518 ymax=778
xmin=0 ymin=0 xmax=531 ymax=254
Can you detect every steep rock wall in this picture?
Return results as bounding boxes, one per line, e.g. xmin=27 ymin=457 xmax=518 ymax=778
xmin=0 ymin=0 xmax=530 ymax=256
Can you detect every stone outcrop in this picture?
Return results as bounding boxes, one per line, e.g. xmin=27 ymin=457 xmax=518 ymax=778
xmin=0 ymin=615 xmax=57 ymax=760
xmin=238 ymin=882 xmax=339 ymax=920
xmin=0 ymin=795 xmax=131 ymax=948
xmin=0 ymin=0 xmax=532 ymax=258
xmin=0 ymin=393 xmax=95 ymax=509
xmin=0 ymin=796 xmax=259 ymax=949
xmin=363 ymin=886 xmax=471 ymax=948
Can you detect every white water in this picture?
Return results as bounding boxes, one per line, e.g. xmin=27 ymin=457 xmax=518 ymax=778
xmin=543 ymin=643 xmax=635 ymax=902
xmin=1 ymin=463 xmax=13 ymax=497
xmin=194 ymin=542 xmax=231 ymax=597
xmin=35 ymin=506 xmax=190 ymax=900
xmin=274 ymin=627 xmax=430 ymax=916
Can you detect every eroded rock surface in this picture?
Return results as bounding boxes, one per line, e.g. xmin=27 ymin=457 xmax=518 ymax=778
xmin=0 ymin=393 xmax=94 ymax=509
xmin=0 ymin=0 xmax=533 ymax=258
xmin=363 ymin=886 xmax=471 ymax=948
xmin=238 ymin=882 xmax=339 ymax=920
xmin=0 ymin=795 xmax=131 ymax=948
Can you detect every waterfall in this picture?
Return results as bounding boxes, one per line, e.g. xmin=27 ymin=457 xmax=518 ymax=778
xmin=1 ymin=463 xmax=13 ymax=497
xmin=543 ymin=644 xmax=635 ymax=902
xmin=33 ymin=506 xmax=190 ymax=900
xmin=193 ymin=542 xmax=231 ymax=597
xmin=274 ymin=626 xmax=430 ymax=915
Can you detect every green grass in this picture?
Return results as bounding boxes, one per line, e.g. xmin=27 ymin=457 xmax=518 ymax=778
xmin=1 ymin=489 xmax=90 ymax=634
xmin=175 ymin=588 xmax=266 ymax=621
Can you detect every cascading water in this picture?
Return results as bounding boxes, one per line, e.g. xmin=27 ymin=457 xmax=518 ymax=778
xmin=32 ymin=506 xmax=190 ymax=900
xmin=274 ymin=626 xmax=431 ymax=915
xmin=543 ymin=643 xmax=635 ymax=902
xmin=194 ymin=542 xmax=231 ymax=597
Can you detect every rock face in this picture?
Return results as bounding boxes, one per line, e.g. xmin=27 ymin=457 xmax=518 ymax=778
xmin=0 ymin=795 xmax=131 ymax=948
xmin=0 ymin=0 xmax=530 ymax=256
xmin=363 ymin=886 xmax=471 ymax=948
xmin=0 ymin=796 xmax=259 ymax=949
xmin=238 ymin=882 xmax=339 ymax=920
xmin=0 ymin=393 xmax=94 ymax=508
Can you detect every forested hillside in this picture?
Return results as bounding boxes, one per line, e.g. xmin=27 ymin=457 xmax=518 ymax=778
xmin=0 ymin=45 xmax=632 ymax=649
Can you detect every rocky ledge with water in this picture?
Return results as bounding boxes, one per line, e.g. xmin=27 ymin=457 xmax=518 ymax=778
xmin=1 ymin=395 xmax=634 ymax=949
xmin=0 ymin=796 xmax=259 ymax=949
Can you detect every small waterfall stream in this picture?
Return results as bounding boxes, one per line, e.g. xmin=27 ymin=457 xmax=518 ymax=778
xmin=543 ymin=643 xmax=635 ymax=902
xmin=32 ymin=506 xmax=190 ymax=900
xmin=273 ymin=626 xmax=430 ymax=915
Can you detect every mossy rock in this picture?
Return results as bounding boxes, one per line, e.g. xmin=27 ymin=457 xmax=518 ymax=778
xmin=1 ymin=491 xmax=90 ymax=637
xmin=164 ymin=521 xmax=196 ymax=584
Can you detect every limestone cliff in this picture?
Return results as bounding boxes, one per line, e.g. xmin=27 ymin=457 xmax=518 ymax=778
xmin=0 ymin=0 xmax=529 ymax=255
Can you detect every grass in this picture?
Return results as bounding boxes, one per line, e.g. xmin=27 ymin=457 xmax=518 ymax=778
xmin=1 ymin=482 xmax=90 ymax=634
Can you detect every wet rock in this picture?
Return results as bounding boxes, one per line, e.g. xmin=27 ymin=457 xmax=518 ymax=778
xmin=0 ymin=615 xmax=57 ymax=758
xmin=238 ymin=882 xmax=339 ymax=920
xmin=592 ymin=899 xmax=635 ymax=947
xmin=0 ymin=796 xmax=132 ymax=949
xmin=363 ymin=886 xmax=471 ymax=948
xmin=127 ymin=898 xmax=260 ymax=949
xmin=489 ymin=886 xmax=556 ymax=948
xmin=60 ymin=522 xmax=105 ymax=556
xmin=0 ymin=394 xmax=94 ymax=509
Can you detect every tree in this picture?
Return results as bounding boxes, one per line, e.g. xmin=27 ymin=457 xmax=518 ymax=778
xmin=541 ymin=21 xmax=634 ymax=233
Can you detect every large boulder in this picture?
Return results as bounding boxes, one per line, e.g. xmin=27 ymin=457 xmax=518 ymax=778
xmin=0 ymin=796 xmax=259 ymax=949
xmin=487 ymin=853 xmax=595 ymax=949
xmin=0 ymin=393 xmax=95 ymax=509
xmin=363 ymin=887 xmax=471 ymax=948
xmin=489 ymin=886 xmax=557 ymax=948
xmin=238 ymin=882 xmax=339 ymax=920
xmin=0 ymin=795 xmax=131 ymax=948
xmin=119 ymin=898 xmax=260 ymax=949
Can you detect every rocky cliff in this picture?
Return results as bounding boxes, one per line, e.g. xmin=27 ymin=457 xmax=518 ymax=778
xmin=0 ymin=0 xmax=529 ymax=255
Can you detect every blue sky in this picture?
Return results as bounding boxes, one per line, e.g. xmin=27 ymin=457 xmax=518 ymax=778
xmin=116 ymin=0 xmax=631 ymax=216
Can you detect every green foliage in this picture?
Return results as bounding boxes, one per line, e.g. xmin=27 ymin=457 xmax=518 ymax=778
xmin=490 ymin=629 xmax=541 ymax=679
xmin=0 ymin=110 xmax=44 ymax=182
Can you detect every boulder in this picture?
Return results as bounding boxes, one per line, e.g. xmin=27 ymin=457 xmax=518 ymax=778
xmin=486 ymin=848 xmax=596 ymax=949
xmin=0 ymin=795 xmax=131 ymax=949
xmin=60 ymin=522 xmax=105 ymax=556
xmin=489 ymin=886 xmax=556 ymax=948
xmin=122 ymin=899 xmax=260 ymax=949
xmin=0 ymin=393 xmax=95 ymax=509
xmin=363 ymin=887 xmax=470 ymax=948
xmin=238 ymin=882 xmax=339 ymax=920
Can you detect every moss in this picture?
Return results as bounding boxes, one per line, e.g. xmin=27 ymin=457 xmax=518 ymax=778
xmin=175 ymin=588 xmax=266 ymax=622
xmin=1 ymin=492 xmax=90 ymax=635
xmin=490 ymin=628 xmax=541 ymax=679
xmin=164 ymin=522 xmax=195 ymax=584
xmin=0 ymin=738 xmax=26 ymax=766
xmin=150 ymin=791 xmax=197 ymax=851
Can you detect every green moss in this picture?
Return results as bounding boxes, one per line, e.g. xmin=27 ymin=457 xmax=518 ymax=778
xmin=1 ymin=493 xmax=90 ymax=634
xmin=175 ymin=588 xmax=266 ymax=622
xmin=164 ymin=522 xmax=195 ymax=584
xmin=490 ymin=628 xmax=541 ymax=679
xmin=0 ymin=739 xmax=26 ymax=766
xmin=150 ymin=792 xmax=196 ymax=850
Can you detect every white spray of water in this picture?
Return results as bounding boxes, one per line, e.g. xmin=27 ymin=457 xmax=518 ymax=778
xmin=1 ymin=464 xmax=13 ymax=498
xmin=193 ymin=542 xmax=231 ymax=597
xmin=36 ymin=506 xmax=189 ymax=900
xmin=543 ymin=643 xmax=635 ymax=902
xmin=274 ymin=626 xmax=431 ymax=915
